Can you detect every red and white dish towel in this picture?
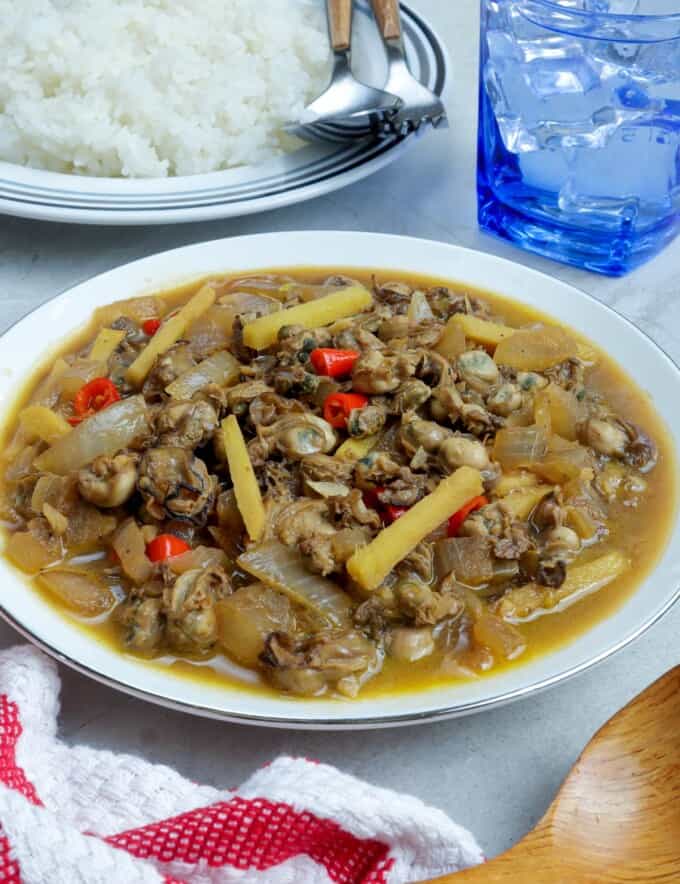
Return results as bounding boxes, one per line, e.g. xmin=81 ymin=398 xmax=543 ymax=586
xmin=0 ymin=644 xmax=483 ymax=883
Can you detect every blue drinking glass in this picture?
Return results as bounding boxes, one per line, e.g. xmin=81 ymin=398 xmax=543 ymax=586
xmin=477 ymin=0 xmax=680 ymax=275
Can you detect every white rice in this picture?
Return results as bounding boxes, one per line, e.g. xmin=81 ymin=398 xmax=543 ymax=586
xmin=0 ymin=0 xmax=329 ymax=178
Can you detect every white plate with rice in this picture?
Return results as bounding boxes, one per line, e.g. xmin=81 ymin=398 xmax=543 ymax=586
xmin=0 ymin=1 xmax=447 ymax=226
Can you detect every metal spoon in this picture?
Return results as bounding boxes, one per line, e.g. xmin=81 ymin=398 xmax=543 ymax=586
xmin=287 ymin=0 xmax=401 ymax=139
xmin=423 ymin=665 xmax=680 ymax=883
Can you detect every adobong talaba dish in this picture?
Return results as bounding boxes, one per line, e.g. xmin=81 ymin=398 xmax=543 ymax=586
xmin=0 ymin=270 xmax=674 ymax=698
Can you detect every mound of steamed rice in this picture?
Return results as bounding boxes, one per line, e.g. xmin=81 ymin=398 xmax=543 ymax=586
xmin=0 ymin=0 xmax=329 ymax=178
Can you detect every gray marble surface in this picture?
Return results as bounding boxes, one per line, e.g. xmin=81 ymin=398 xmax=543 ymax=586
xmin=0 ymin=0 xmax=679 ymax=865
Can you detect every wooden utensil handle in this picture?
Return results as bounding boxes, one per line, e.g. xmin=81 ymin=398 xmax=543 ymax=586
xmin=371 ymin=0 xmax=402 ymax=41
xmin=327 ymin=0 xmax=352 ymax=52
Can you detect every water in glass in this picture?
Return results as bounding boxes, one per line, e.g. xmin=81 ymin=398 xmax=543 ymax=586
xmin=478 ymin=0 xmax=680 ymax=274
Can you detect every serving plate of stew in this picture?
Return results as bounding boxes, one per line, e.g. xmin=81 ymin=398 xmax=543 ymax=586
xmin=0 ymin=231 xmax=677 ymax=728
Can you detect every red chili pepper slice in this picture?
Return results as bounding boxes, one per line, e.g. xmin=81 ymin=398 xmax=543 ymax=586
xmin=447 ymin=495 xmax=490 ymax=537
xmin=363 ymin=486 xmax=385 ymax=509
xmin=310 ymin=348 xmax=360 ymax=378
xmin=142 ymin=318 xmax=161 ymax=336
xmin=384 ymin=504 xmax=409 ymax=524
xmin=146 ymin=534 xmax=191 ymax=563
xmin=323 ymin=392 xmax=368 ymax=429
xmin=68 ymin=377 xmax=121 ymax=425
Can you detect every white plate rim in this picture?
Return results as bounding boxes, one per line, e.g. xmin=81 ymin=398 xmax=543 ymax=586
xmin=0 ymin=230 xmax=678 ymax=729
xmin=0 ymin=136 xmax=418 ymax=226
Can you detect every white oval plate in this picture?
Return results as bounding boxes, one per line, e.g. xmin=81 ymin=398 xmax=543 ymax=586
xmin=0 ymin=2 xmax=446 ymax=226
xmin=0 ymin=232 xmax=678 ymax=729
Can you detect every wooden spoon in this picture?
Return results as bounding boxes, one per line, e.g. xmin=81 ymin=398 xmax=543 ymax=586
xmin=424 ymin=666 xmax=680 ymax=883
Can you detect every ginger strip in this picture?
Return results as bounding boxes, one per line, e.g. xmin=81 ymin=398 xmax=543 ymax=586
xmin=347 ymin=466 xmax=483 ymax=591
xmin=221 ymin=415 xmax=266 ymax=543
xmin=89 ymin=328 xmax=126 ymax=362
xmin=125 ymin=284 xmax=216 ymax=386
xmin=242 ymin=285 xmax=372 ymax=350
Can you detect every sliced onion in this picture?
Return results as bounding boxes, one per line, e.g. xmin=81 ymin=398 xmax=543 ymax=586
xmin=65 ymin=501 xmax=117 ymax=548
xmin=331 ymin=527 xmax=369 ymax=563
xmin=472 ymin=612 xmax=526 ymax=661
xmin=531 ymin=435 xmax=591 ymax=483
xmin=183 ymin=306 xmax=236 ymax=356
xmin=492 ymin=426 xmax=548 ymax=470
xmin=388 ymin=627 xmax=435 ymax=662
xmin=165 ymin=350 xmax=240 ymax=399
xmin=184 ymin=294 xmax=281 ymax=354
xmin=494 ymin=326 xmax=578 ymax=371
xmin=58 ymin=359 xmax=108 ymax=400
xmin=407 ymin=290 xmax=435 ymax=324
xmin=216 ymin=275 xmax=294 ymax=300
xmin=29 ymin=473 xmax=115 ymax=546
xmin=503 ymin=399 xmax=535 ymax=428
xmin=216 ymin=583 xmax=293 ymax=668
xmin=434 ymin=536 xmax=493 ymax=586
xmin=6 ymin=530 xmax=61 ymax=573
xmin=217 ymin=292 xmax=282 ymax=316
xmin=42 ymin=502 xmax=68 ymax=536
xmin=276 ymin=282 xmax=336 ymax=303
xmin=237 ymin=541 xmax=352 ymax=626
xmin=38 ymin=567 xmax=114 ymax=617
xmin=92 ymin=295 xmax=165 ymax=327
xmin=34 ymin=395 xmax=150 ymax=475
xmin=31 ymin=475 xmax=60 ymax=513
xmin=537 ymin=384 xmax=583 ymax=441
xmin=4 ymin=443 xmax=40 ymax=482
xmin=565 ymin=505 xmax=599 ymax=540
xmin=31 ymin=358 xmax=69 ymax=407
xmin=443 ymin=644 xmax=494 ymax=675
xmin=168 ymin=545 xmax=229 ymax=575
xmin=112 ymin=518 xmax=152 ymax=586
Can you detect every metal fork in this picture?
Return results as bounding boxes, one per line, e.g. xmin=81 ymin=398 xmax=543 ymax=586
xmin=371 ymin=0 xmax=447 ymax=135
xmin=286 ymin=0 xmax=401 ymax=141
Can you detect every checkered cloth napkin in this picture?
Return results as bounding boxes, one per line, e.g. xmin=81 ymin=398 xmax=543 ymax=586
xmin=0 ymin=644 xmax=483 ymax=883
